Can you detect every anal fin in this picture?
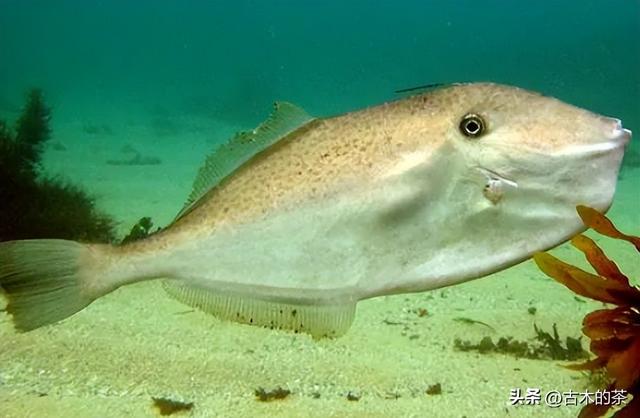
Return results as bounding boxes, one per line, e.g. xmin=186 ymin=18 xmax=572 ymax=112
xmin=163 ymin=281 xmax=356 ymax=338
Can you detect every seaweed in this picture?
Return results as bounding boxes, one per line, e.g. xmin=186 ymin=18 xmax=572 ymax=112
xmin=0 ymin=89 xmax=116 ymax=242
xmin=346 ymin=391 xmax=361 ymax=401
xmin=426 ymin=383 xmax=442 ymax=395
xmin=14 ymin=89 xmax=51 ymax=177
xmin=533 ymin=205 xmax=640 ymax=418
xmin=121 ymin=217 xmax=158 ymax=244
xmin=416 ymin=307 xmax=429 ymax=317
xmin=534 ymin=323 xmax=587 ymax=361
xmin=254 ymin=386 xmax=291 ymax=402
xmin=454 ymin=323 xmax=588 ymax=361
xmin=152 ymin=397 xmax=194 ymax=416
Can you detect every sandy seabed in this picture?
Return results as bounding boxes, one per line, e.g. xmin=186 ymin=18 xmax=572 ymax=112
xmin=1 ymin=115 xmax=638 ymax=418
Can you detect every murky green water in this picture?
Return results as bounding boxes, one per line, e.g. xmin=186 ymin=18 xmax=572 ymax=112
xmin=0 ymin=1 xmax=638 ymax=417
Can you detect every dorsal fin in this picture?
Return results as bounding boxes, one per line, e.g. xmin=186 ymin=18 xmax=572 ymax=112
xmin=394 ymin=82 xmax=445 ymax=94
xmin=173 ymin=101 xmax=314 ymax=221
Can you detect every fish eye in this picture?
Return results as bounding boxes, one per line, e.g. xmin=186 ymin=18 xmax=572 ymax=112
xmin=459 ymin=114 xmax=485 ymax=138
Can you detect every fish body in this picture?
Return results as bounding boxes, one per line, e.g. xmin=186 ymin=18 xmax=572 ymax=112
xmin=0 ymin=83 xmax=632 ymax=337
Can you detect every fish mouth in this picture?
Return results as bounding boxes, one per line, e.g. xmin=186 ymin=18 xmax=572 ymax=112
xmin=593 ymin=122 xmax=631 ymax=152
xmin=609 ymin=118 xmax=632 ymax=145
xmin=617 ymin=127 xmax=632 ymax=146
xmin=593 ymin=118 xmax=631 ymax=150
xmin=557 ymin=121 xmax=631 ymax=157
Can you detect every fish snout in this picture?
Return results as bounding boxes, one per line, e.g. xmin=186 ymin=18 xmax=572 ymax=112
xmin=604 ymin=117 xmax=632 ymax=145
xmin=572 ymin=117 xmax=632 ymax=155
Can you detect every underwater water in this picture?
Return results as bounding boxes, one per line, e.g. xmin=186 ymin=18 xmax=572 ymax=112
xmin=0 ymin=0 xmax=639 ymax=417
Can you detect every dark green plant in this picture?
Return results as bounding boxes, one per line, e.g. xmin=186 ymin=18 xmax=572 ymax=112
xmin=0 ymin=89 xmax=116 ymax=242
xmin=454 ymin=323 xmax=588 ymax=361
xmin=151 ymin=397 xmax=194 ymax=416
xmin=254 ymin=387 xmax=291 ymax=402
xmin=15 ymin=89 xmax=51 ymax=175
xmin=121 ymin=217 xmax=157 ymax=244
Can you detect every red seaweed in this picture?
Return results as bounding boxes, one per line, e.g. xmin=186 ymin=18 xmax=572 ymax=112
xmin=533 ymin=206 xmax=640 ymax=418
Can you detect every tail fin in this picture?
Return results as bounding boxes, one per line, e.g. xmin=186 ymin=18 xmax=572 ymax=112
xmin=0 ymin=239 xmax=96 ymax=331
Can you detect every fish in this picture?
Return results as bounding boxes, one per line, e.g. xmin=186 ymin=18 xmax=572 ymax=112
xmin=0 ymin=82 xmax=632 ymax=338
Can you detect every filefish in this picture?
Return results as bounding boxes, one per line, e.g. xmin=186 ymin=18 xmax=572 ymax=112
xmin=0 ymin=83 xmax=632 ymax=337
